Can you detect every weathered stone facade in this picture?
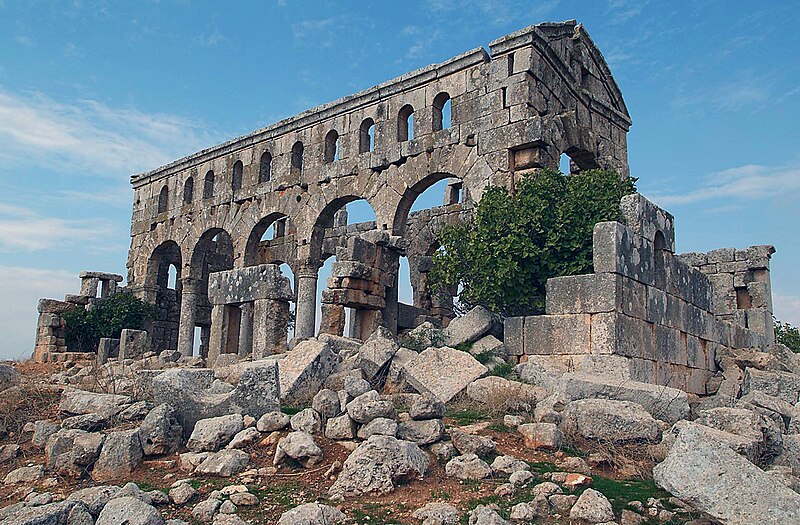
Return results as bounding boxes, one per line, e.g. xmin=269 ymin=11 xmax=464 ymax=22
xmin=123 ymin=20 xmax=631 ymax=357
xmin=505 ymin=194 xmax=774 ymax=395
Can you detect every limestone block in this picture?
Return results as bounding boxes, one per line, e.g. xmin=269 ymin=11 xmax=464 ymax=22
xmin=743 ymin=368 xmax=800 ymax=405
xmin=653 ymin=422 xmax=800 ymax=525
xmin=96 ymin=338 xmax=120 ymax=365
xmin=590 ymin=312 xmax=654 ymax=359
xmin=503 ymin=316 xmax=524 ymax=356
xmin=546 ymin=272 xmax=647 ymax=320
xmin=619 ymin=195 xmax=674 ymax=250
xmin=92 ymin=429 xmax=143 ymax=481
xmin=207 ymin=264 xmax=292 ymax=305
xmin=443 ymin=305 xmax=499 ymax=346
xmin=403 ymin=346 xmax=488 ymax=403
xmin=560 ymin=398 xmax=661 ymax=444
xmin=523 ymin=314 xmax=590 ymax=355
xmin=277 ymin=339 xmax=338 ymax=404
xmin=119 ymin=329 xmax=150 ymax=360
xmin=556 ymin=372 xmax=689 ymax=424
xmin=593 ymin=221 xmax=654 ymax=286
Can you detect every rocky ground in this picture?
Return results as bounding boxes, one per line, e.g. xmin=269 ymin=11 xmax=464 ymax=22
xmin=1 ymin=307 xmax=799 ymax=525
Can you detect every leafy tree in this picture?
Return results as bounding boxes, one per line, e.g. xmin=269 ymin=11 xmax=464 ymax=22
xmin=775 ymin=318 xmax=800 ymax=353
xmin=430 ymin=168 xmax=636 ymax=317
xmin=63 ymin=292 xmax=158 ymax=353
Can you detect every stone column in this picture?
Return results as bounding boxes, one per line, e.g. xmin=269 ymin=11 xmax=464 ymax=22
xmin=238 ymin=302 xmax=254 ymax=357
xmin=176 ymin=278 xmax=202 ymax=357
xmin=253 ymin=298 xmax=289 ymax=357
xmin=319 ymin=303 xmax=345 ymax=337
xmin=293 ymin=265 xmax=319 ymax=340
xmin=207 ymin=304 xmax=228 ymax=367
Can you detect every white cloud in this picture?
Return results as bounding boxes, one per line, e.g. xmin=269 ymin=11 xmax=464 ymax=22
xmin=607 ymin=0 xmax=649 ymax=23
xmin=645 ymin=164 xmax=800 ymax=207
xmin=0 ymin=266 xmax=76 ymax=361
xmin=774 ymin=293 xmax=800 ymax=327
xmin=0 ymin=87 xmax=223 ymax=176
xmin=0 ymin=203 xmax=116 ymax=251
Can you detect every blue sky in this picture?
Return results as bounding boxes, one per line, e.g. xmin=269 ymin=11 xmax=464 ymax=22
xmin=0 ymin=1 xmax=798 ymax=359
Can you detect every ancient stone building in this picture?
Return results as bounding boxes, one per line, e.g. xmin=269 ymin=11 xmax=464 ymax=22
xmin=122 ymin=20 xmax=631 ymax=362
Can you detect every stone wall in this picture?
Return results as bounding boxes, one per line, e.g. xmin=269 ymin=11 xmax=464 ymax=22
xmin=505 ymin=194 xmax=771 ymax=395
xmin=124 ymin=20 xmax=632 ymax=355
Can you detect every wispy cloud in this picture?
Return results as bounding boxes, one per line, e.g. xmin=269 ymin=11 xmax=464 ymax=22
xmin=0 ymin=202 xmax=117 ymax=251
xmin=645 ymin=164 xmax=800 ymax=207
xmin=197 ymin=28 xmax=225 ymax=47
xmin=607 ymin=0 xmax=649 ymax=23
xmin=13 ymin=35 xmax=35 ymax=47
xmin=0 ymin=86 xmax=223 ymax=177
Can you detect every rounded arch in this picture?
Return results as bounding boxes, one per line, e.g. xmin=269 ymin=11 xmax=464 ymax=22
xmin=231 ymin=160 xmax=244 ymax=191
xmin=291 ymin=141 xmax=304 ymax=174
xmin=157 ymin=185 xmax=169 ymax=214
xmin=259 ymin=151 xmax=272 ymax=183
xmin=244 ymin=212 xmax=291 ymax=266
xmin=359 ymin=118 xmax=375 ymax=153
xmin=309 ymin=195 xmax=378 ymax=263
xmin=183 ymin=177 xmax=194 ymax=204
xmin=323 ymin=130 xmax=339 ymax=163
xmin=398 ymin=104 xmax=414 ymax=141
xmin=189 ymin=227 xmax=234 ymax=279
xmin=146 ymin=240 xmax=182 ymax=289
xmin=392 ymin=172 xmax=461 ymax=235
xmin=203 ymin=170 xmax=215 ymax=199
xmin=432 ymin=92 xmax=451 ymax=131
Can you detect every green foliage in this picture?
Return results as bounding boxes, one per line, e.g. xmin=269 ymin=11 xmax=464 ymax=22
xmin=398 ymin=325 xmax=446 ymax=352
xmin=63 ymin=292 xmax=157 ymax=353
xmin=431 ymin=168 xmax=636 ymax=316
xmin=445 ymin=407 xmax=490 ymax=425
xmin=488 ymin=360 xmax=515 ymax=378
xmin=775 ymin=318 xmax=800 ymax=353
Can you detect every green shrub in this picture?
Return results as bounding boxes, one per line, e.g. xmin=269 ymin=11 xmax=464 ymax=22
xmin=430 ymin=168 xmax=636 ymax=317
xmin=63 ymin=292 xmax=157 ymax=353
xmin=775 ymin=318 xmax=800 ymax=353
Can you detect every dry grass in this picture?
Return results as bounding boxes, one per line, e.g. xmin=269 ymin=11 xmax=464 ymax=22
xmin=0 ymin=361 xmax=62 ymax=443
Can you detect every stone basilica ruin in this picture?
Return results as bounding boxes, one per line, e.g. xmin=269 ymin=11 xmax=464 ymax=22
xmin=34 ymin=20 xmax=775 ymax=395
xmin=16 ymin=20 xmax=800 ymax=525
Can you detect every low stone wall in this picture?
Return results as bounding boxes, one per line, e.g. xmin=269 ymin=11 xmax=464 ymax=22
xmin=505 ymin=194 xmax=770 ymax=395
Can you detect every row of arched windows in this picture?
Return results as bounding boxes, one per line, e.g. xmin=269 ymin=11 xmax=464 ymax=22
xmin=155 ymin=93 xmax=453 ymax=213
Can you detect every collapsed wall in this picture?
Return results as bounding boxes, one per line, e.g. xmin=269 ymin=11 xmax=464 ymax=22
xmin=505 ymin=193 xmax=773 ymax=395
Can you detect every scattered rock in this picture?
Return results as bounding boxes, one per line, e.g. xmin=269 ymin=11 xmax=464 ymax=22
xmin=290 ymin=408 xmax=323 ymax=434
xmin=3 ymin=464 xmax=45 ymax=484
xmin=96 ymin=496 xmax=164 ymax=525
xmin=195 ymin=449 xmax=250 ymax=477
xmin=518 ymin=422 xmax=563 ymax=450
xmin=325 ymin=413 xmax=357 ymax=440
xmin=192 ymin=498 xmax=221 ymax=523
xmin=445 ymin=453 xmax=492 ymax=480
xmin=409 ymin=394 xmax=446 ymax=420
xmin=561 ymin=398 xmax=661 ymax=444
xmin=169 ymin=483 xmax=197 ymax=505
xmin=346 ymin=390 xmax=396 ymax=424
xmin=278 ymin=339 xmax=339 ymax=404
xmin=449 ymin=428 xmax=496 ymax=456
xmin=396 ymin=418 xmax=445 ymax=446
xmin=276 ymin=502 xmax=346 ymax=525
xmin=411 ymin=502 xmax=460 ymax=525
xmin=92 ymin=428 xmax=143 ymax=481
xmin=357 ymin=417 xmax=398 ymax=439
xmin=311 ymin=389 xmax=340 ymax=419
xmin=227 ymin=427 xmax=261 ymax=449
xmin=60 ymin=389 xmax=132 ymax=418
xmin=490 ymin=455 xmax=529 ymax=476
xmin=569 ymin=488 xmax=615 ymax=523
xmin=256 ymin=411 xmax=290 ymax=432
xmin=444 ymin=306 xmax=498 ymax=347
xmin=403 ymin=347 xmax=488 ymax=403
xmin=274 ymin=431 xmax=323 ymax=468
xmin=468 ymin=505 xmax=510 ymax=525
xmin=139 ymin=404 xmax=183 ymax=456
xmin=187 ymin=415 xmax=244 ymax=452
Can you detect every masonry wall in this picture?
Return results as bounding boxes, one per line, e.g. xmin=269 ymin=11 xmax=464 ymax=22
xmin=505 ymin=194 xmax=771 ymax=395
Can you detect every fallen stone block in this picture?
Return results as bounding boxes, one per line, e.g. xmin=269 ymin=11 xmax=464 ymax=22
xmin=195 ymin=449 xmax=250 ymax=477
xmin=696 ymin=407 xmax=783 ymax=464
xmin=743 ymin=367 xmax=800 ymax=405
xmin=187 ymin=415 xmax=244 ymax=452
xmin=60 ymin=389 xmax=132 ymax=419
xmin=276 ymin=503 xmax=346 ymax=525
xmin=92 ymin=428 xmax=143 ymax=481
xmin=556 ymin=372 xmax=689 ymax=424
xmin=277 ymin=339 xmax=339 ymax=404
xmin=518 ymin=423 xmax=563 ymax=450
xmin=274 ymin=431 xmax=323 ymax=468
xmin=445 ymin=453 xmax=492 ymax=480
xmin=403 ymin=346 xmax=487 ymax=403
xmin=443 ymin=306 xmax=499 ymax=347
xmin=561 ymin=398 xmax=661 ymax=444
xmin=654 ymin=421 xmax=800 ymax=525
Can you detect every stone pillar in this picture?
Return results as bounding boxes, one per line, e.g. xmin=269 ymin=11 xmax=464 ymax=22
xmin=253 ymin=298 xmax=289 ymax=357
xmin=176 ymin=278 xmax=202 ymax=357
xmin=238 ymin=302 xmax=254 ymax=357
xmin=381 ymin=248 xmax=401 ymax=335
xmin=294 ymin=265 xmax=319 ymax=340
xmin=207 ymin=304 xmax=228 ymax=366
xmin=319 ymin=303 xmax=345 ymax=337
xmin=80 ymin=277 xmax=100 ymax=297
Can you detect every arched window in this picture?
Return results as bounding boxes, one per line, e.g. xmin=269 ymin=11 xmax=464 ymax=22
xmin=433 ymin=92 xmax=451 ymax=131
xmin=231 ymin=160 xmax=243 ymax=191
xmin=291 ymin=141 xmax=304 ymax=175
xmin=183 ymin=177 xmax=194 ymax=204
xmin=398 ymin=104 xmax=414 ymax=141
xmin=157 ymin=185 xmax=168 ymax=214
xmin=259 ymin=151 xmax=272 ymax=183
xmin=324 ymin=130 xmax=339 ymax=163
xmin=203 ymin=170 xmax=215 ymax=199
xmin=359 ymin=118 xmax=375 ymax=153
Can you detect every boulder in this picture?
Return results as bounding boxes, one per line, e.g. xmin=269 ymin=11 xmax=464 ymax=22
xmin=45 ymin=428 xmax=89 ymax=476
xmin=696 ymin=407 xmax=783 ymax=463
xmin=409 ymin=394 xmax=445 ymax=420
xmin=66 ymin=485 xmax=121 ymax=516
xmin=278 ymin=340 xmax=339 ymax=404
xmin=274 ymin=431 xmax=323 ymax=468
xmin=3 ymin=464 xmax=45 ymax=484
xmin=226 ymin=427 xmax=260 ymax=449
xmin=569 ymin=488 xmax=615 ymax=523
xmin=354 ymin=334 xmax=398 ymax=380
xmin=444 ymin=306 xmax=498 ymax=346
xmin=92 ymin=429 xmax=143 ymax=481
xmin=290 ymin=408 xmax=323 ymax=434
xmin=192 ymin=498 xmax=221 ymax=523
xmin=60 ymin=389 xmax=132 ymax=418
xmin=32 ymin=420 xmax=60 ymax=448
xmin=346 ymin=390 xmax=396 ymax=423
xmin=325 ymin=414 xmax=357 ymax=440
xmin=96 ymin=496 xmax=163 ymax=525
xmin=187 ymin=415 xmax=243 ymax=452
xmin=518 ymin=422 xmax=563 ymax=450
xmin=139 ymin=404 xmax=183 ymax=456
xmin=256 ymin=411 xmax=290 ymax=432
xmin=328 ymin=435 xmax=429 ymax=499
xmin=0 ymin=363 xmax=20 ymax=392
xmin=411 ymin=502 xmax=459 ymax=525
xmin=70 ymin=431 xmax=104 ymax=466
xmin=311 ymin=389 xmax=340 ymax=419
xmin=396 ymin=418 xmax=445 ymax=446
xmin=276 ymin=503 xmax=346 ymax=525
xmin=169 ymin=483 xmax=198 ymax=505
xmin=467 ymin=505 xmax=510 ymax=525
xmin=561 ymin=398 xmax=661 ymax=444
xmin=465 ymin=376 xmax=543 ymax=410
xmin=195 ymin=450 xmax=250 ymax=477
xmin=403 ymin=346 xmax=488 ymax=403
xmin=654 ymin=421 xmax=800 ymax=524
xmin=665 ymin=420 xmax=765 ymax=465
xmin=61 ymin=413 xmax=106 ymax=432
xmin=449 ymin=428 xmax=496 ymax=456
xmin=357 ymin=417 xmax=398 ymax=439
xmin=774 ymin=434 xmax=800 ymax=474
xmin=556 ymin=372 xmax=690 ymax=424
xmin=743 ymin=367 xmax=800 ymax=404
xmin=445 ymin=454 xmax=492 ymax=480
xmin=490 ymin=455 xmax=530 ymax=476
xmin=3 ymin=501 xmax=94 ymax=525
